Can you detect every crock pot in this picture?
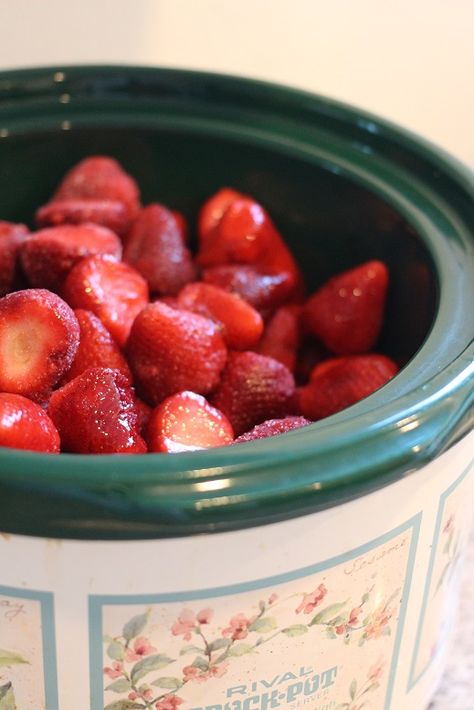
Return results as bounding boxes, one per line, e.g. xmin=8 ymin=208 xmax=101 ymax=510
xmin=0 ymin=66 xmax=472 ymax=710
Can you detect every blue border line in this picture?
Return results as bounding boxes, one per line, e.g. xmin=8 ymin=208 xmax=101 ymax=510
xmin=89 ymin=515 xmax=421 ymax=710
xmin=0 ymin=584 xmax=59 ymax=710
xmin=407 ymin=460 xmax=474 ymax=691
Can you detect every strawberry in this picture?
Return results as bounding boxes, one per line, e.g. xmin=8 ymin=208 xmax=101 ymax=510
xmin=197 ymin=187 xmax=244 ymax=248
xmin=211 ymin=351 xmax=295 ymax=436
xmin=294 ymin=336 xmax=332 ymax=385
xmin=147 ymin=390 xmax=234 ymax=453
xmin=295 ymin=354 xmax=399 ymax=420
xmin=0 ymin=221 xmax=29 ymax=296
xmin=36 ymin=199 xmax=131 ymax=236
xmin=233 ymin=415 xmax=311 ymax=443
xmin=0 ymin=289 xmax=80 ymax=402
xmin=256 ymin=305 xmax=301 ymax=371
xmin=123 ymin=204 xmax=197 ymax=295
xmin=302 ymin=260 xmax=389 ymax=354
xmin=131 ymin=392 xmax=152 ymax=437
xmin=62 ymin=255 xmax=149 ymax=346
xmin=127 ymin=301 xmax=227 ymax=406
xmin=48 ymin=367 xmax=147 ymax=454
xmin=50 ymin=155 xmax=140 ymax=230
xmin=21 ymin=224 xmax=122 ymax=291
xmin=171 ymin=210 xmax=189 ymax=243
xmin=63 ymin=309 xmax=132 ymax=384
xmin=176 ymin=282 xmax=263 ymax=350
xmin=203 ymin=265 xmax=295 ymax=314
xmin=0 ymin=392 xmax=60 ymax=453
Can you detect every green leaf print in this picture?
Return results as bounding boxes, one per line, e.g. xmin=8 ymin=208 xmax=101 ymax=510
xmin=208 ymin=638 xmax=231 ymax=652
xmin=106 ymin=641 xmax=125 ymax=662
xmin=179 ymin=644 xmax=203 ymax=656
xmin=282 ymin=624 xmax=309 ymax=637
xmin=310 ymin=601 xmax=349 ymax=625
xmin=151 ymin=676 xmax=183 ymax=690
xmin=0 ymin=650 xmax=28 ymax=667
xmin=248 ymin=616 xmax=277 ymax=633
xmin=0 ymin=683 xmax=17 ymax=710
xmin=104 ymin=701 xmax=144 ymax=710
xmin=131 ymin=653 xmax=174 ymax=684
xmin=122 ymin=612 xmax=148 ymax=642
xmin=105 ymin=678 xmax=132 ymax=694
xmin=349 ymin=678 xmax=357 ymax=700
xmin=227 ymin=643 xmax=253 ymax=657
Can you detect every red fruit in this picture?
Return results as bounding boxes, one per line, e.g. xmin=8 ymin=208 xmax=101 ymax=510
xmin=171 ymin=210 xmax=189 ymax=243
xmin=147 ymin=391 xmax=234 ymax=453
xmin=48 ymin=367 xmax=147 ymax=454
xmin=295 ymin=336 xmax=332 ymax=385
xmin=62 ymin=255 xmax=149 ymax=346
xmin=127 ymin=301 xmax=227 ymax=405
xmin=177 ymin=282 xmax=263 ymax=350
xmin=0 ymin=289 xmax=80 ymax=402
xmin=302 ymin=261 xmax=389 ymax=355
xmin=21 ymin=224 xmax=122 ymax=290
xmin=131 ymin=393 xmax=152 ymax=437
xmin=296 ymin=354 xmax=398 ymax=420
xmin=197 ymin=187 xmax=244 ymax=247
xmin=233 ymin=416 xmax=311 ymax=443
xmin=51 ymin=156 xmax=140 ymax=230
xmin=36 ymin=199 xmax=131 ymax=236
xmin=123 ymin=204 xmax=197 ymax=295
xmin=203 ymin=265 xmax=295 ymax=314
xmin=0 ymin=392 xmax=60 ymax=453
xmin=63 ymin=309 xmax=132 ymax=384
xmin=211 ymin=351 xmax=295 ymax=436
xmin=0 ymin=221 xmax=29 ymax=296
xmin=256 ymin=306 xmax=301 ymax=371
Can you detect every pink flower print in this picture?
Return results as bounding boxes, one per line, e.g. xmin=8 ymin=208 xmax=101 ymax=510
xmin=183 ymin=662 xmax=229 ymax=684
xmin=367 ymin=656 xmax=386 ymax=682
xmin=103 ymin=661 xmax=123 ymax=679
xmin=196 ymin=607 xmax=214 ymax=625
xmin=155 ymin=696 xmax=184 ymax=710
xmin=142 ymin=688 xmax=154 ymax=701
xmin=182 ymin=665 xmax=203 ymax=681
xmin=348 ymin=605 xmax=362 ymax=626
xmin=171 ymin=609 xmax=196 ymax=641
xmin=222 ymin=612 xmax=254 ymax=640
xmin=443 ymin=514 xmax=455 ymax=535
xmin=125 ymin=635 xmax=157 ymax=662
xmin=295 ymin=583 xmax=328 ymax=614
xmin=268 ymin=593 xmax=278 ymax=605
xmin=128 ymin=691 xmax=139 ymax=701
xmin=365 ymin=606 xmax=393 ymax=640
xmin=208 ymin=662 xmax=229 ymax=679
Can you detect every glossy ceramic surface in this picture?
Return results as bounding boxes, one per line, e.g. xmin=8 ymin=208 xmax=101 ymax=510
xmin=0 ymin=66 xmax=472 ymax=538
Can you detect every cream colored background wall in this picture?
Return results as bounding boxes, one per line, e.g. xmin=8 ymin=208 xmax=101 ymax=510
xmin=0 ymin=0 xmax=473 ymax=164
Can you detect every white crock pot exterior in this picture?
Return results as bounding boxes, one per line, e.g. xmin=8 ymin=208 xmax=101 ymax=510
xmin=0 ymin=431 xmax=473 ymax=710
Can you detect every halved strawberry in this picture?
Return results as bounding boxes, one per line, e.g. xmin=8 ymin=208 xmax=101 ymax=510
xmin=36 ymin=199 xmax=131 ymax=236
xmin=127 ymin=301 xmax=227 ymax=406
xmin=123 ymin=204 xmax=197 ymax=295
xmin=176 ymin=282 xmax=263 ymax=350
xmin=295 ymin=354 xmax=399 ymax=420
xmin=51 ymin=155 xmax=140 ymax=230
xmin=203 ymin=265 xmax=295 ymax=314
xmin=256 ymin=305 xmax=301 ymax=371
xmin=302 ymin=261 xmax=389 ymax=355
xmin=63 ymin=309 xmax=132 ymax=384
xmin=0 ymin=221 xmax=29 ymax=296
xmin=197 ymin=187 xmax=244 ymax=248
xmin=21 ymin=224 xmax=122 ymax=290
xmin=62 ymin=255 xmax=149 ymax=346
xmin=0 ymin=392 xmax=60 ymax=453
xmin=211 ymin=351 xmax=295 ymax=436
xmin=48 ymin=367 xmax=147 ymax=454
xmin=233 ymin=416 xmax=311 ymax=443
xmin=0 ymin=289 xmax=80 ymax=402
xmin=147 ymin=391 xmax=234 ymax=453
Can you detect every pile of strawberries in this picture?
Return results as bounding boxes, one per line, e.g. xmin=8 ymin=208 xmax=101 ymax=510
xmin=0 ymin=157 xmax=398 ymax=454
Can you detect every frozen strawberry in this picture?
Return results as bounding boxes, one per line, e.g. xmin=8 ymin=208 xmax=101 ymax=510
xmin=21 ymin=224 xmax=122 ymax=290
xmin=233 ymin=416 xmax=311 ymax=443
xmin=48 ymin=367 xmax=147 ymax=454
xmin=51 ymin=156 xmax=140 ymax=230
xmin=0 ymin=221 xmax=29 ymax=296
xmin=147 ymin=391 xmax=234 ymax=453
xmin=123 ymin=204 xmax=197 ymax=295
xmin=0 ymin=289 xmax=80 ymax=402
xmin=203 ymin=265 xmax=295 ymax=314
xmin=295 ymin=336 xmax=332 ymax=385
xmin=177 ymin=282 xmax=263 ymax=350
xmin=296 ymin=354 xmax=398 ymax=420
xmin=171 ymin=209 xmax=189 ymax=243
xmin=63 ymin=309 xmax=132 ymax=384
xmin=211 ymin=351 xmax=295 ymax=435
xmin=62 ymin=255 xmax=149 ymax=346
xmin=197 ymin=187 xmax=244 ymax=248
xmin=131 ymin=392 xmax=152 ymax=437
xmin=256 ymin=306 xmax=301 ymax=371
xmin=36 ymin=199 xmax=131 ymax=236
xmin=127 ymin=301 xmax=227 ymax=406
xmin=302 ymin=261 xmax=389 ymax=355
xmin=0 ymin=392 xmax=60 ymax=453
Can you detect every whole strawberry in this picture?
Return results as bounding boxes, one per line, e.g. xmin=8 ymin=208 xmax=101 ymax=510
xmin=296 ymin=354 xmax=398 ymax=420
xmin=127 ymin=301 xmax=227 ymax=406
xmin=48 ymin=367 xmax=147 ymax=454
xmin=256 ymin=305 xmax=301 ymax=371
xmin=0 ymin=221 xmax=29 ymax=296
xmin=203 ymin=265 xmax=295 ymax=314
xmin=0 ymin=289 xmax=80 ymax=402
xmin=234 ymin=416 xmax=311 ymax=444
xmin=0 ymin=392 xmax=60 ymax=453
xmin=302 ymin=260 xmax=389 ymax=355
xmin=211 ymin=351 xmax=295 ymax=436
xmin=36 ymin=199 xmax=132 ymax=236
